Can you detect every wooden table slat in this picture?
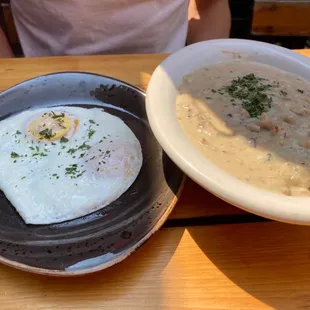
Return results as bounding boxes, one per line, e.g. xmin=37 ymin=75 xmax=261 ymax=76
xmin=0 ymin=54 xmax=167 ymax=92
xmin=252 ymin=1 xmax=310 ymax=36
xmin=1 ymin=221 xmax=310 ymax=309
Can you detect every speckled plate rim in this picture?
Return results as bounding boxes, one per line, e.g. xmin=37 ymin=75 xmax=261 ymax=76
xmin=0 ymin=72 xmax=186 ymax=276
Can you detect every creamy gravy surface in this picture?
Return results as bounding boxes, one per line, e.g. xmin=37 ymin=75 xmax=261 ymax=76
xmin=176 ymin=60 xmax=310 ymax=196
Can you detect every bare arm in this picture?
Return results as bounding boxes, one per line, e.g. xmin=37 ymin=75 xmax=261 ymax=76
xmin=0 ymin=27 xmax=13 ymax=57
xmin=187 ymin=0 xmax=231 ymax=45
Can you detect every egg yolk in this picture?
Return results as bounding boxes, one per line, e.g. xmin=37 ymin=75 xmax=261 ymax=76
xmin=28 ymin=111 xmax=72 ymax=141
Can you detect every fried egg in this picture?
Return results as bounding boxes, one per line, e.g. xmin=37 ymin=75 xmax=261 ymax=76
xmin=0 ymin=106 xmax=142 ymax=224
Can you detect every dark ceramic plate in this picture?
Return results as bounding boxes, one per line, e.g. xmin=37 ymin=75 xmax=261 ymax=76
xmin=0 ymin=72 xmax=184 ymax=276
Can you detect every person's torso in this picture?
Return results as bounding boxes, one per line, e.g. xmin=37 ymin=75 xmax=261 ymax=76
xmin=10 ymin=0 xmax=188 ymax=57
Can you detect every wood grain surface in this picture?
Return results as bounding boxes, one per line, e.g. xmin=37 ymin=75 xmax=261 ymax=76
xmin=252 ymin=1 xmax=310 ymax=36
xmin=0 ymin=50 xmax=309 ymax=309
xmin=0 ymin=54 xmax=166 ymax=92
xmin=1 ymin=222 xmax=310 ymax=309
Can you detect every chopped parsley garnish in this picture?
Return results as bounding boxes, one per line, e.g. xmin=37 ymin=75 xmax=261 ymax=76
xmin=78 ymin=142 xmax=91 ymax=151
xmin=65 ymin=164 xmax=78 ymax=174
xmin=21 ymin=176 xmax=26 ymax=180
xmin=89 ymin=119 xmax=96 ymax=124
xmin=51 ymin=112 xmax=65 ymax=119
xmin=65 ymin=164 xmax=86 ymax=179
xmin=60 ymin=136 xmax=69 ymax=143
xmin=297 ymin=89 xmax=304 ymax=94
xmin=67 ymin=142 xmax=91 ymax=155
xmin=88 ymin=127 xmax=96 ymax=139
xmin=76 ymin=171 xmax=86 ymax=178
xmin=32 ymin=152 xmax=47 ymax=157
xmin=52 ymin=173 xmax=59 ymax=179
xmin=51 ymin=142 xmax=56 ymax=145
xmin=11 ymin=152 xmax=20 ymax=158
xmin=15 ymin=130 xmax=21 ymax=135
xmin=29 ymin=145 xmax=48 ymax=157
xmin=39 ymin=128 xmax=55 ymax=140
xmin=211 ymin=89 xmax=216 ymax=93
xmin=219 ymin=73 xmax=273 ymax=118
xmin=280 ymin=90 xmax=288 ymax=97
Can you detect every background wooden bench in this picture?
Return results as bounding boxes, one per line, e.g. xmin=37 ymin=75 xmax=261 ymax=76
xmin=252 ymin=0 xmax=310 ymax=36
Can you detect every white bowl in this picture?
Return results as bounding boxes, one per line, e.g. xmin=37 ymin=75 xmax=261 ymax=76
xmin=146 ymin=39 xmax=310 ymax=225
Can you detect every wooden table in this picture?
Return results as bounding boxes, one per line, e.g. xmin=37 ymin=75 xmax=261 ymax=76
xmin=0 ymin=50 xmax=310 ymax=310
xmin=252 ymin=1 xmax=310 ymax=36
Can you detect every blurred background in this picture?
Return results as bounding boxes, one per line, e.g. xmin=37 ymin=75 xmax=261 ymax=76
xmin=0 ymin=0 xmax=309 ymax=57
xmin=229 ymin=0 xmax=310 ymax=49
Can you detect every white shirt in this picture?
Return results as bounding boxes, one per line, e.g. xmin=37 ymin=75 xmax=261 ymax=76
xmin=11 ymin=0 xmax=189 ymax=57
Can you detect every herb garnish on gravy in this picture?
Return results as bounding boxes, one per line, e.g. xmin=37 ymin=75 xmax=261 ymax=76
xmin=177 ymin=60 xmax=310 ymax=196
xmin=219 ymin=73 xmax=273 ymax=118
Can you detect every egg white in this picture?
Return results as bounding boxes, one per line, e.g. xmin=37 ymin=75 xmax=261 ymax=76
xmin=0 ymin=106 xmax=143 ymax=224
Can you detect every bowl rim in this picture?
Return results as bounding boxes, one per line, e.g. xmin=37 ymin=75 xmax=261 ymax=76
xmin=146 ymin=38 xmax=310 ymax=225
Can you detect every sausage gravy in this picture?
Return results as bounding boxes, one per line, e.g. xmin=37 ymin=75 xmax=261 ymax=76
xmin=176 ymin=60 xmax=310 ymax=196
